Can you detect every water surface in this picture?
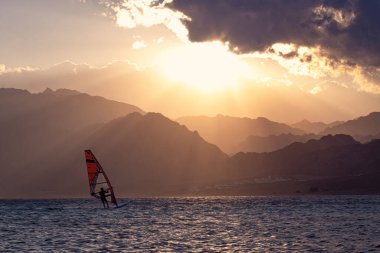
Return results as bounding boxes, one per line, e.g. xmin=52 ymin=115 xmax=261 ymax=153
xmin=0 ymin=196 xmax=379 ymax=252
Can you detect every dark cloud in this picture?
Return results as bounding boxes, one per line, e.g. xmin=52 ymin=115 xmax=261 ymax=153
xmin=168 ymin=0 xmax=380 ymax=67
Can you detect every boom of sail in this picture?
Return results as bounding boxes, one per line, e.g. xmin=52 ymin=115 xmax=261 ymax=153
xmin=84 ymin=150 xmax=118 ymax=207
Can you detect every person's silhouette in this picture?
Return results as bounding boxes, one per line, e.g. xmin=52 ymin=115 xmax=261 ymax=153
xmin=99 ymin=187 xmax=109 ymax=208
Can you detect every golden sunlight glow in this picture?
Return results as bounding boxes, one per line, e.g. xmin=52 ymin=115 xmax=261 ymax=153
xmin=157 ymin=42 xmax=252 ymax=92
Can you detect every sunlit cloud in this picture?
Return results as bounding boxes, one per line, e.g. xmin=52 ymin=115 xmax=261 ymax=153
xmin=108 ymin=0 xmax=189 ymax=42
xmin=351 ymin=67 xmax=380 ymax=94
xmin=154 ymin=37 xmax=165 ymax=44
xmin=309 ymin=86 xmax=323 ymax=95
xmin=251 ymin=43 xmax=345 ymax=79
xmin=158 ymin=0 xmax=380 ymax=94
xmin=132 ymin=40 xmax=147 ymax=49
xmin=0 ymin=64 xmax=36 ymax=75
xmin=238 ymin=42 xmax=380 ymax=95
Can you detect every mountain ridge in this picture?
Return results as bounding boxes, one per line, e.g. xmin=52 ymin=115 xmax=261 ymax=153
xmin=322 ymin=112 xmax=380 ymax=136
xmin=291 ymin=119 xmax=342 ymax=134
xmin=177 ymin=114 xmax=304 ymax=154
xmin=4 ymin=111 xmax=229 ymax=197
xmin=0 ymin=88 xmax=380 ymax=197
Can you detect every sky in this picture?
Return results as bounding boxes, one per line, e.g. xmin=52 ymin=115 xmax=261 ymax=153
xmin=1 ymin=0 xmax=380 ymax=122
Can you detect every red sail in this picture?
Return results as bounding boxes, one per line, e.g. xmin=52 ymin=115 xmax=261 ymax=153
xmin=84 ymin=150 xmax=118 ymax=207
xmin=85 ymin=151 xmax=97 ymax=188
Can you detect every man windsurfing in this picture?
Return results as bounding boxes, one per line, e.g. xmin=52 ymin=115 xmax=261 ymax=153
xmin=99 ymin=187 xmax=109 ymax=208
xmin=85 ymin=150 xmax=118 ymax=208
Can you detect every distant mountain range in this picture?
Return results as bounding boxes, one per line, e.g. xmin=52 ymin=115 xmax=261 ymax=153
xmin=0 ymin=88 xmax=143 ymax=133
xmin=237 ymin=133 xmax=320 ymax=153
xmin=322 ymin=112 xmax=380 ymax=136
xmin=79 ymin=112 xmax=228 ymax=195
xmin=0 ymin=88 xmax=144 ymax=193
xmin=178 ymin=112 xmax=380 ymax=153
xmin=219 ymin=135 xmax=380 ymax=195
xmin=177 ymin=115 xmax=304 ymax=154
xmin=0 ymin=88 xmax=228 ymax=197
xmin=1 ymin=88 xmax=380 ymax=197
xmin=7 ymin=112 xmax=228 ymax=197
xmin=291 ymin=120 xmax=342 ymax=134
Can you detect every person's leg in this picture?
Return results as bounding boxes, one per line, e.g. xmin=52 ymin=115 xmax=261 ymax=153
xmin=105 ymin=200 xmax=109 ymax=208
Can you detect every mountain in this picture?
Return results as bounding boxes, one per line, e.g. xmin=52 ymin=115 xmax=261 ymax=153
xmin=213 ymin=135 xmax=380 ymax=195
xmin=237 ymin=133 xmax=320 ymax=153
xmin=322 ymin=112 xmax=380 ymax=136
xmin=231 ymin=134 xmax=360 ymax=178
xmin=0 ymin=88 xmax=143 ymax=150
xmin=291 ymin=120 xmax=342 ymax=134
xmin=177 ymin=115 xmax=304 ymax=154
xmin=0 ymin=88 xmax=144 ymax=130
xmin=353 ymin=133 xmax=380 ymax=143
xmin=0 ymin=88 xmax=144 ymax=193
xmin=0 ymin=112 xmax=228 ymax=198
xmin=1 ymin=89 xmax=380 ymax=197
xmin=80 ymin=112 xmax=229 ymax=195
xmin=42 ymin=87 xmax=81 ymax=96
xmin=0 ymin=87 xmax=144 ymax=153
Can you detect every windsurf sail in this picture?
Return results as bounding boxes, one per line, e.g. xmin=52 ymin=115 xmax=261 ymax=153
xmin=84 ymin=150 xmax=118 ymax=207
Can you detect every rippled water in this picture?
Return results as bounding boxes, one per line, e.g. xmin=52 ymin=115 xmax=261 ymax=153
xmin=0 ymin=196 xmax=380 ymax=252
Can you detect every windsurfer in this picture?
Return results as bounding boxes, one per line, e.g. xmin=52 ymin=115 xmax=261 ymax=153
xmin=85 ymin=150 xmax=118 ymax=208
xmin=99 ymin=187 xmax=109 ymax=208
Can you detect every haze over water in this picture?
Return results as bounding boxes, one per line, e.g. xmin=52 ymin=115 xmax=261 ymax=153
xmin=1 ymin=196 xmax=379 ymax=252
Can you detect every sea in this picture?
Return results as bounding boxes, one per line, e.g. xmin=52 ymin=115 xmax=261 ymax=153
xmin=0 ymin=196 xmax=379 ymax=252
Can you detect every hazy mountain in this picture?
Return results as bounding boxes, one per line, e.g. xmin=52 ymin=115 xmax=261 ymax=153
xmin=353 ymin=133 xmax=380 ymax=143
xmin=1 ymin=112 xmax=228 ymax=198
xmin=237 ymin=133 xmax=320 ymax=153
xmin=0 ymin=88 xmax=143 ymax=142
xmin=1 ymin=89 xmax=380 ymax=197
xmin=177 ymin=115 xmax=304 ymax=154
xmin=0 ymin=87 xmax=144 ymax=157
xmin=215 ymin=135 xmax=380 ymax=195
xmin=322 ymin=112 xmax=380 ymax=136
xmin=291 ymin=120 xmax=342 ymax=134
xmin=171 ymin=133 xmax=380 ymax=195
xmin=0 ymin=88 xmax=144 ymax=193
xmin=0 ymin=88 xmax=143 ymax=130
xmin=81 ymin=112 xmax=229 ymax=196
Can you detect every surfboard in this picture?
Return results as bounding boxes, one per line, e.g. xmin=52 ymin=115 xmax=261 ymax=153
xmin=113 ymin=201 xmax=129 ymax=209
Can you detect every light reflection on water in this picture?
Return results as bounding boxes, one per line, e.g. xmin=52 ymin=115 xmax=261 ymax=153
xmin=0 ymin=196 xmax=379 ymax=252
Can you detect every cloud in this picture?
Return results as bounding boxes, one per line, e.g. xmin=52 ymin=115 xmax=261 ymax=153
xmin=351 ymin=66 xmax=380 ymax=94
xmin=0 ymin=61 xmax=139 ymax=92
xmin=101 ymin=0 xmax=380 ymax=93
xmin=103 ymin=0 xmax=189 ymax=41
xmin=309 ymin=86 xmax=323 ymax=95
xmin=132 ymin=40 xmax=147 ymax=49
xmin=0 ymin=64 xmax=36 ymax=75
xmin=168 ymin=0 xmax=380 ymax=68
xmin=2 ymin=60 xmax=380 ymax=122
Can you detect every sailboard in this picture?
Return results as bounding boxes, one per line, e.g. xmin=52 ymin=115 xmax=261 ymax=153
xmin=84 ymin=150 xmax=118 ymax=208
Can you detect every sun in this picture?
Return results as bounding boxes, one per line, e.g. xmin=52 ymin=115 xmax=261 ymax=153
xmin=157 ymin=41 xmax=252 ymax=92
